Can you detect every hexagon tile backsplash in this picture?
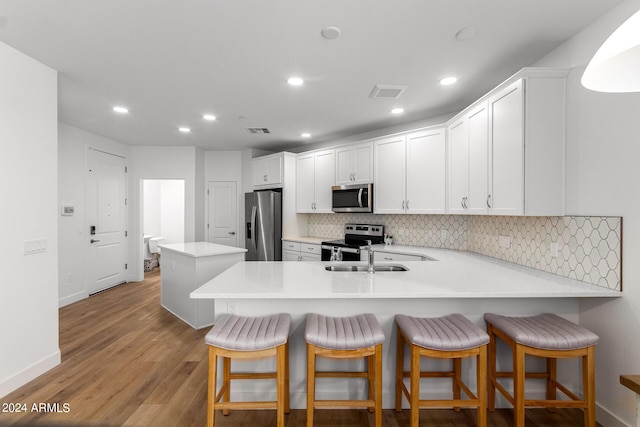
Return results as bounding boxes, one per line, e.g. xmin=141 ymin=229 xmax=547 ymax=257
xmin=307 ymin=214 xmax=621 ymax=291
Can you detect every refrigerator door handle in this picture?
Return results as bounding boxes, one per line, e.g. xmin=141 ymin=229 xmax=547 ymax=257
xmin=251 ymin=205 xmax=258 ymax=252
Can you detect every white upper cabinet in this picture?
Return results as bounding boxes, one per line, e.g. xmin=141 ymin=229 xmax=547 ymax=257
xmin=296 ymin=149 xmax=335 ymax=213
xmin=447 ymin=102 xmax=488 ymax=214
xmin=486 ymin=72 xmax=567 ymax=216
xmin=252 ymin=153 xmax=283 ymax=188
xmin=374 ymin=134 xmax=406 ymax=214
xmin=447 ymin=68 xmax=567 ymax=216
xmin=406 ymin=128 xmax=446 ymax=214
xmin=374 ymin=127 xmax=446 ymax=214
xmin=335 ymin=141 xmax=373 ymax=185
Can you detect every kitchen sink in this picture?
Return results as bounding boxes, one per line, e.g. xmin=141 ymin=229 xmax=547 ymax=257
xmin=325 ymin=263 xmax=409 ymax=272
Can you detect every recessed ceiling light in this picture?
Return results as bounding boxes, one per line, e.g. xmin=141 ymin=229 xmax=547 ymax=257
xmin=321 ymin=26 xmax=342 ymax=40
xmin=178 ymin=127 xmax=191 ymax=133
xmin=440 ymin=77 xmax=458 ymax=86
xmin=391 ymin=108 xmax=404 ymax=115
xmin=301 ymin=133 xmax=311 ymax=138
xmin=203 ymin=114 xmax=216 ymax=121
xmin=113 ymin=106 xmax=129 ymax=114
xmin=287 ymin=77 xmax=304 ymax=86
xmin=455 ymin=26 xmax=478 ymax=41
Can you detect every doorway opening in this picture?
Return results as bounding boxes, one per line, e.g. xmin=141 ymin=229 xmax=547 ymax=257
xmin=142 ymin=179 xmax=185 ymax=273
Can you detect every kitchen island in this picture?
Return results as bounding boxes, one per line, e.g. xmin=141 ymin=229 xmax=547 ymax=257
xmin=160 ymin=242 xmax=246 ymax=329
xmin=190 ymin=248 xmax=620 ymax=408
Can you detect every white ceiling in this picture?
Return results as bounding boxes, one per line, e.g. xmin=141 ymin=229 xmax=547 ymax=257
xmin=0 ymin=0 xmax=625 ymax=151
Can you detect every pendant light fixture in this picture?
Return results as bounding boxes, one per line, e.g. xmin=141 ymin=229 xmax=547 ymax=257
xmin=582 ymin=8 xmax=640 ymax=92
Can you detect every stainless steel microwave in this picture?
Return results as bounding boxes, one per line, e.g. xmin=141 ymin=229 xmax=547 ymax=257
xmin=331 ymin=183 xmax=373 ymax=213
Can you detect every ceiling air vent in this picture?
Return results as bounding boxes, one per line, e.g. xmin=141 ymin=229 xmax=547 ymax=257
xmin=369 ymin=84 xmax=408 ymax=99
xmin=245 ymin=127 xmax=271 ymax=134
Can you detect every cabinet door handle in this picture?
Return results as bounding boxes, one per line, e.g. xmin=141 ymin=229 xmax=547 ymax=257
xmin=384 ymin=257 xmax=393 ymax=261
xmin=402 ymin=200 xmax=405 ymax=209
xmin=487 ymin=194 xmax=492 ymax=208
xmin=406 ymin=200 xmax=409 ymax=210
xmin=461 ymin=197 xmax=465 ymax=208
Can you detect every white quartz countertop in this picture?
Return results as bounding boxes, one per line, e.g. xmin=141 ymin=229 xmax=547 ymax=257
xmin=159 ymin=242 xmax=247 ymax=258
xmin=282 ymin=236 xmax=333 ymax=245
xmin=191 ymin=248 xmax=621 ymax=299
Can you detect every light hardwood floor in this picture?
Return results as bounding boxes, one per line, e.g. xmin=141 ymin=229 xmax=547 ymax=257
xmin=0 ymin=269 xmax=595 ymax=426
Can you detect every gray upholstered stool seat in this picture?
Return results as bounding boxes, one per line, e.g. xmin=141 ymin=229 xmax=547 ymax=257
xmin=395 ymin=314 xmax=489 ymax=427
xmin=205 ymin=313 xmax=291 ymax=351
xmin=305 ymin=312 xmax=385 ymax=350
xmin=206 ymin=313 xmax=291 ymax=427
xmin=484 ymin=312 xmax=599 ymax=427
xmin=305 ymin=313 xmax=385 ymax=427
xmin=483 ymin=312 xmax=599 ymax=350
xmin=396 ymin=313 xmax=490 ymax=351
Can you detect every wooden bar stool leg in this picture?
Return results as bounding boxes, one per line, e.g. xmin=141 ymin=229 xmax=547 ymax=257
xmin=285 ymin=341 xmax=290 ymax=414
xmin=546 ymin=357 xmax=557 ymax=413
xmin=222 ymin=357 xmax=231 ymax=416
xmin=514 ymin=344 xmax=526 ymax=427
xmin=487 ymin=324 xmax=496 ymax=412
xmin=395 ymin=331 xmax=405 ymax=412
xmin=410 ymin=343 xmax=420 ymax=427
xmin=368 ymin=353 xmax=375 ymax=413
xmin=306 ymin=343 xmax=315 ymax=427
xmin=453 ymin=357 xmax=462 ymax=412
xmin=478 ymin=346 xmax=487 ymax=427
xmin=207 ymin=347 xmax=217 ymax=427
xmin=276 ymin=344 xmax=286 ymax=427
xmin=375 ymin=344 xmax=383 ymax=427
xmin=584 ymin=346 xmax=596 ymax=427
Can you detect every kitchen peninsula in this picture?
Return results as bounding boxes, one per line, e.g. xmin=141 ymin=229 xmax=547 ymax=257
xmin=191 ymin=248 xmax=619 ymax=408
xmin=160 ymin=242 xmax=247 ymax=329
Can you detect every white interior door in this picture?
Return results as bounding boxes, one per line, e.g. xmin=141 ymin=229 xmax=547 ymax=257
xmin=87 ymin=149 xmax=127 ymax=294
xmin=208 ymin=181 xmax=238 ymax=246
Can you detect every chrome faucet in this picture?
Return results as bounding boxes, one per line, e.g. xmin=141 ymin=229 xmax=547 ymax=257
xmin=330 ymin=247 xmax=342 ymax=262
xmin=365 ymin=240 xmax=375 ymax=273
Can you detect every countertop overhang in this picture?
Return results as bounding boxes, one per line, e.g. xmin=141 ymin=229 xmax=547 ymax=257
xmin=190 ymin=248 xmax=621 ymax=300
xmin=159 ymin=242 xmax=247 ymax=258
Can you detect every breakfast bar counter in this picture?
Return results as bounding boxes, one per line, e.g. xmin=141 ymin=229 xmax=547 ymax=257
xmin=190 ymin=249 xmax=619 ymax=409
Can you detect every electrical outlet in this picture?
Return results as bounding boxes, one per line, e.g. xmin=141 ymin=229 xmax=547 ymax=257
xmin=550 ymin=242 xmax=559 ymax=258
xmin=441 ymin=229 xmax=449 ymax=240
xmin=499 ymin=235 xmax=511 ymax=249
xmin=67 ymin=273 xmax=73 ymax=283
xmin=227 ymin=302 xmax=237 ymax=315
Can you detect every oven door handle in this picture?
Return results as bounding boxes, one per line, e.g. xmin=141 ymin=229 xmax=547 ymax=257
xmin=322 ymin=245 xmax=360 ymax=254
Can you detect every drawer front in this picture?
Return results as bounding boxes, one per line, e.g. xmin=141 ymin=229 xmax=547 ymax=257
xmin=283 ymin=241 xmax=301 ymax=252
xmin=301 ymin=243 xmax=321 ymax=255
xmin=374 ymin=251 xmax=425 ymax=262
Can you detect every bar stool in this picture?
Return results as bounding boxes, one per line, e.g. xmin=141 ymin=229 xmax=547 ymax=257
xmin=395 ymin=313 xmax=490 ymax=427
xmin=305 ymin=313 xmax=385 ymax=427
xmin=205 ymin=313 xmax=291 ymax=427
xmin=484 ymin=313 xmax=599 ymax=427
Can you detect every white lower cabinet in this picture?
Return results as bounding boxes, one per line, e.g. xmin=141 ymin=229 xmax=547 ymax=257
xmin=282 ymin=241 xmax=321 ymax=261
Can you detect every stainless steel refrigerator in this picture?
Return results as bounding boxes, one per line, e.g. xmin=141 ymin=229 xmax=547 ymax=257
xmin=245 ymin=190 xmax=282 ymax=261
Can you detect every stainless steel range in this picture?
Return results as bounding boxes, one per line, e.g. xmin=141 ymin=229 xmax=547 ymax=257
xmin=321 ymin=224 xmax=385 ymax=261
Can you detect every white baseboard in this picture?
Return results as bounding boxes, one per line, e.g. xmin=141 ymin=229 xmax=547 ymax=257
xmin=58 ymin=290 xmax=88 ymax=308
xmin=0 ymin=350 xmax=61 ymax=399
xmin=596 ymin=403 xmax=630 ymax=427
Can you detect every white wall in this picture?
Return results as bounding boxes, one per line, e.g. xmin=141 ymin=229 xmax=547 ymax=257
xmin=534 ymin=1 xmax=640 ymax=425
xmin=0 ymin=42 xmax=60 ymax=397
xmin=58 ymin=123 xmax=128 ymax=306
